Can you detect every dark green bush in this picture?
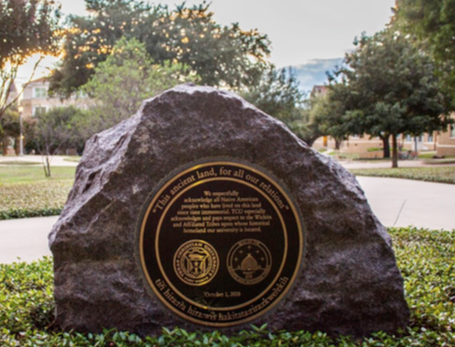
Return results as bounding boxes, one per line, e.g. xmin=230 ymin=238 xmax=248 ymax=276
xmin=0 ymin=178 xmax=73 ymax=220
xmin=0 ymin=208 xmax=63 ymax=220
xmin=1 ymin=227 xmax=454 ymax=346
xmin=350 ymin=167 xmax=455 ymax=184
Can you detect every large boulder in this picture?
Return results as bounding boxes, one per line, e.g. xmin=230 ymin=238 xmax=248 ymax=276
xmin=49 ymin=84 xmax=409 ymax=337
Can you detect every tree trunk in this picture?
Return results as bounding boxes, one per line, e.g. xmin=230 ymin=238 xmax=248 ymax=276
xmin=43 ymin=156 xmax=51 ymax=177
xmin=14 ymin=137 xmax=19 ymax=156
xmin=335 ymin=138 xmax=341 ymax=150
xmin=1 ymin=138 xmax=8 ymax=155
xmin=381 ymin=135 xmax=390 ymax=158
xmin=392 ymin=134 xmax=398 ymax=168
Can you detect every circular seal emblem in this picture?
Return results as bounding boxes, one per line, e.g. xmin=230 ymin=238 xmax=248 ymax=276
xmin=227 ymin=239 xmax=272 ymax=285
xmin=138 ymin=159 xmax=305 ymax=327
xmin=174 ymin=240 xmax=219 ymax=286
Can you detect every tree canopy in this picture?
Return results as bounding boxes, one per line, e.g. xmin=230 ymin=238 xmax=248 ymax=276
xmin=394 ymin=0 xmax=455 ymax=98
xmin=0 ymin=106 xmax=20 ymax=154
xmin=34 ymin=106 xmax=79 ymax=176
xmin=71 ymin=37 xmax=197 ymax=144
xmin=306 ymin=89 xmax=346 ymax=149
xmin=329 ymin=30 xmax=453 ymax=167
xmin=49 ymin=0 xmax=270 ymax=96
xmin=241 ymin=67 xmax=321 ymax=145
xmin=0 ymin=0 xmax=61 ymax=119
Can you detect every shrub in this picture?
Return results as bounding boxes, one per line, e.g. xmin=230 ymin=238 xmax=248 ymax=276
xmin=350 ymin=166 xmax=455 ymax=184
xmin=0 ymin=181 xmax=72 ymax=220
xmin=1 ymin=227 xmax=454 ymax=346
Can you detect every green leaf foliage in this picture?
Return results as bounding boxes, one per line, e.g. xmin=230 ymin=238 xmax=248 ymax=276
xmin=241 ymin=67 xmax=320 ymax=145
xmin=0 ymin=165 xmax=75 ymax=220
xmin=74 ymin=37 xmax=197 ymax=142
xmin=0 ymin=0 xmax=61 ymax=119
xmin=33 ymin=106 xmax=85 ymax=156
xmin=0 ymin=106 xmax=20 ymax=155
xmin=350 ymin=166 xmax=455 ymax=184
xmin=0 ymin=180 xmax=72 ymax=220
xmin=394 ymin=0 xmax=455 ymax=99
xmin=329 ymin=29 xmax=454 ymax=167
xmin=49 ymin=0 xmax=270 ymax=96
xmin=1 ymin=227 xmax=455 ymax=345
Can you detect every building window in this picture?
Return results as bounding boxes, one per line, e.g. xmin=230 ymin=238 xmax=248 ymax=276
xmin=352 ymin=134 xmax=359 ymax=139
xmin=33 ymin=106 xmax=47 ymax=116
xmin=451 ymin=125 xmax=455 ymax=138
xmin=418 ymin=134 xmax=423 ymax=142
xmin=428 ymin=133 xmax=433 ymax=142
xmin=406 ymin=134 xmax=411 ymax=142
xmin=33 ymin=87 xmax=47 ymax=98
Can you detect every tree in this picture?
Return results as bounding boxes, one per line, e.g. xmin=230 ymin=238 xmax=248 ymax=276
xmin=330 ymin=30 xmax=453 ymax=168
xmin=307 ymin=89 xmax=346 ymax=150
xmin=0 ymin=106 xmax=20 ymax=155
xmin=393 ymin=0 xmax=455 ymax=99
xmin=0 ymin=0 xmax=61 ymax=120
xmin=242 ymin=67 xmax=328 ymax=146
xmin=34 ymin=107 xmax=78 ymax=177
xmin=241 ymin=67 xmax=317 ymax=141
xmin=72 ymin=37 xmax=197 ymax=144
xmin=49 ymin=0 xmax=270 ymax=97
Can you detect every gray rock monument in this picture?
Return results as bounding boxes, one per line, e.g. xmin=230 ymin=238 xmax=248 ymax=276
xmin=49 ymin=84 xmax=409 ymax=337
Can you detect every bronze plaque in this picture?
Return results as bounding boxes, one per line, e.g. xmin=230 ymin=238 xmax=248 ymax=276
xmin=138 ymin=160 xmax=304 ymax=327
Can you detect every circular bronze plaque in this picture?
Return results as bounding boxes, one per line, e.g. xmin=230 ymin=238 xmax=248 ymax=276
xmin=138 ymin=160 xmax=304 ymax=327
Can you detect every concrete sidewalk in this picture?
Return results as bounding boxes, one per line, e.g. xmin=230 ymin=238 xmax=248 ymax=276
xmin=0 ymin=155 xmax=78 ymax=167
xmin=0 ymin=216 xmax=54 ymax=264
xmin=341 ymin=160 xmax=455 ymax=169
xmin=1 ymin=176 xmax=454 ymax=264
xmin=357 ymin=176 xmax=455 ymax=230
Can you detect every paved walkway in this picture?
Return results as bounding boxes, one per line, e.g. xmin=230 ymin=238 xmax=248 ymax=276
xmin=0 ymin=176 xmax=454 ymax=264
xmin=0 ymin=216 xmax=54 ymax=264
xmin=357 ymin=176 xmax=455 ymax=230
xmin=0 ymin=155 xmax=78 ymax=167
xmin=341 ymin=160 xmax=455 ymax=169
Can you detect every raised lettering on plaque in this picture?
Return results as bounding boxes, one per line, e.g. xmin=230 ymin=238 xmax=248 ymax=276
xmin=138 ymin=160 xmax=305 ymax=327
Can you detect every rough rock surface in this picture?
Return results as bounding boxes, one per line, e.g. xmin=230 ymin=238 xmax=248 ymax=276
xmin=49 ymin=84 xmax=409 ymax=337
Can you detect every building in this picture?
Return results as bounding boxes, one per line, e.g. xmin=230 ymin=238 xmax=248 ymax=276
xmin=0 ymin=77 xmax=92 ymax=156
xmin=311 ymin=85 xmax=328 ymax=97
xmin=436 ymin=115 xmax=455 ymax=156
xmin=20 ymin=77 xmax=92 ymax=119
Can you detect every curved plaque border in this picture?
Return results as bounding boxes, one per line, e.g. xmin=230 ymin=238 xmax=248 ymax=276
xmin=137 ymin=158 xmax=306 ymax=327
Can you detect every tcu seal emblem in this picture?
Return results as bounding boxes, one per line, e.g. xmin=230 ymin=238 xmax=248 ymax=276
xmin=174 ymin=240 xmax=219 ymax=286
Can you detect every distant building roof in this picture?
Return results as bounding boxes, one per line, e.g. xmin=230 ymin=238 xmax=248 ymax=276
xmin=8 ymin=82 xmax=17 ymax=94
xmin=311 ymin=85 xmax=328 ymax=96
xmin=26 ymin=76 xmax=49 ymax=85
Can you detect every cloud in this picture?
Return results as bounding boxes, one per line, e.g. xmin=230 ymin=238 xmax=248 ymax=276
xmin=286 ymin=58 xmax=344 ymax=94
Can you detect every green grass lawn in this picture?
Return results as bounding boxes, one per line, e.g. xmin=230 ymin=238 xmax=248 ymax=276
xmin=0 ymin=161 xmax=40 ymax=166
xmin=350 ymin=166 xmax=455 ymax=184
xmin=0 ymin=166 xmax=76 ymax=219
xmin=0 ymin=166 xmax=76 ymax=185
xmin=0 ymin=227 xmax=453 ymax=346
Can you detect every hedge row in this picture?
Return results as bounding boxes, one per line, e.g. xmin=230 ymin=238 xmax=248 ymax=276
xmin=349 ymin=166 xmax=455 ymax=184
xmin=0 ymin=208 xmax=63 ymax=220
xmin=0 ymin=180 xmax=72 ymax=220
xmin=1 ymin=227 xmax=454 ymax=346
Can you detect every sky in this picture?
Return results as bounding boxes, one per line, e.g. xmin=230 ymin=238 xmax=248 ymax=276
xmin=17 ymin=0 xmax=397 ymax=91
